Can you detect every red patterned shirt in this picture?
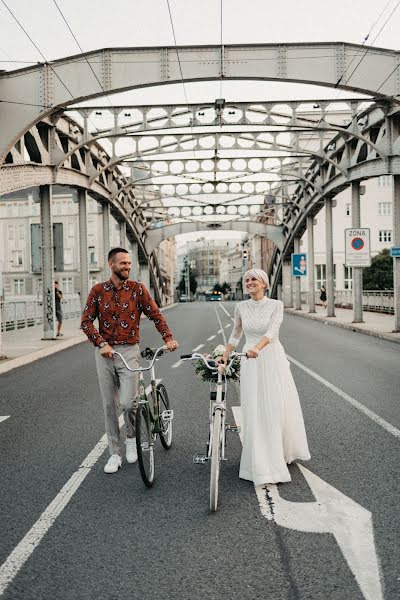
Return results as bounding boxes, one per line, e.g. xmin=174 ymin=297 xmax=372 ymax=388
xmin=81 ymin=279 xmax=173 ymax=347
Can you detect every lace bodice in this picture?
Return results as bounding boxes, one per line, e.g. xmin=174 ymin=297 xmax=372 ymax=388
xmin=228 ymin=297 xmax=284 ymax=346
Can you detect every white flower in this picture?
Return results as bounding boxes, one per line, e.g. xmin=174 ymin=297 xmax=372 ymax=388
xmin=213 ymin=344 xmax=226 ymax=356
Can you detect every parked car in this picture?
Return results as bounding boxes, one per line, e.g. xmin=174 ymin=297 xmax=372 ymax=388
xmin=179 ymin=294 xmax=190 ymax=302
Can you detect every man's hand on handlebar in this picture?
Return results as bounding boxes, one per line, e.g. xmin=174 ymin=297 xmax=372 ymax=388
xmin=166 ymin=339 xmax=179 ymax=352
xmin=100 ymin=343 xmax=113 ymax=359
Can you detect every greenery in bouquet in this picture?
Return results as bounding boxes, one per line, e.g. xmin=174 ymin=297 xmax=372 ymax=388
xmin=193 ymin=344 xmax=241 ymax=381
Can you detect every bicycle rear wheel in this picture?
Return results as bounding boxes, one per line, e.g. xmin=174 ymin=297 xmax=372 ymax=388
xmin=157 ymin=383 xmax=172 ymax=450
xmin=209 ymin=409 xmax=223 ymax=512
xmin=136 ymin=404 xmax=155 ymax=487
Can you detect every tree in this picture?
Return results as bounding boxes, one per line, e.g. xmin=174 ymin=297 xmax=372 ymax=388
xmin=362 ymin=248 xmax=393 ymax=290
xmin=178 ymin=265 xmax=198 ymax=295
xmin=221 ymin=281 xmax=231 ymax=295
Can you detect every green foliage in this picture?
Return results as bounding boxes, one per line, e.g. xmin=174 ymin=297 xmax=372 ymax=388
xmin=362 ymin=248 xmax=393 ymax=290
xmin=212 ymin=282 xmax=223 ymax=293
xmin=177 ymin=264 xmax=198 ymax=294
xmin=221 ymin=281 xmax=231 ymax=294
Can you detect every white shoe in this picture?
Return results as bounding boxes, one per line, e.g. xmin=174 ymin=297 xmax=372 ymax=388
xmin=104 ymin=454 xmax=122 ymax=474
xmin=125 ymin=438 xmax=138 ymax=464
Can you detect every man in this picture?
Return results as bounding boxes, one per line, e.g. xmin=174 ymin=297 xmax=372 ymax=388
xmin=54 ymin=281 xmax=63 ymax=337
xmin=81 ymin=247 xmax=178 ymax=474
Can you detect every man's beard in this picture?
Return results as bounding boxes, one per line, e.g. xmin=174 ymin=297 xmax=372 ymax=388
xmin=114 ymin=268 xmax=130 ymax=280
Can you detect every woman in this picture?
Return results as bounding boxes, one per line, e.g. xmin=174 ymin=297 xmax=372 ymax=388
xmin=221 ymin=269 xmax=310 ymax=485
xmin=320 ymin=285 xmax=327 ymax=309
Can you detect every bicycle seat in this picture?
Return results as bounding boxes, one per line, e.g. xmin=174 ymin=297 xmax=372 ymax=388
xmin=141 ymin=347 xmax=162 ymax=360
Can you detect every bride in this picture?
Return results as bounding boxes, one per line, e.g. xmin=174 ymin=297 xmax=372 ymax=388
xmin=221 ymin=269 xmax=310 ymax=485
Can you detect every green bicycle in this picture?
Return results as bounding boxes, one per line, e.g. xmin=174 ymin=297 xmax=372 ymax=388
xmin=113 ymin=346 xmax=173 ymax=487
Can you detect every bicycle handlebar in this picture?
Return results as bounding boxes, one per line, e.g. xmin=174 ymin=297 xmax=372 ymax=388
xmin=113 ymin=345 xmax=167 ymax=372
xmin=180 ymin=351 xmax=247 ymax=372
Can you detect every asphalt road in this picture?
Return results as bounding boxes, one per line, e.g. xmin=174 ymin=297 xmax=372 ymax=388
xmin=0 ymin=301 xmax=399 ymax=600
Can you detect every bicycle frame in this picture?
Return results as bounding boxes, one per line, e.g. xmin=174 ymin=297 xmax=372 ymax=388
xmin=208 ymin=373 xmax=227 ymax=462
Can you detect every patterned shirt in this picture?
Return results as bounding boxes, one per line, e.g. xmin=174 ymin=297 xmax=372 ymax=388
xmin=81 ymin=279 xmax=173 ymax=347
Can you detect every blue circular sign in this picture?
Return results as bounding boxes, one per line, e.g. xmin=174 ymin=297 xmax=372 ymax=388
xmin=351 ymin=237 xmax=364 ymax=250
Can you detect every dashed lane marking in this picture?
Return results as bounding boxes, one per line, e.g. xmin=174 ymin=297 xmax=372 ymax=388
xmin=171 ymin=360 xmax=181 ymax=369
xmin=219 ymin=303 xmax=231 ymax=318
xmin=192 ymin=344 xmax=204 ymax=352
xmin=225 ymin=324 xmax=230 ymax=329
xmin=0 ymin=416 xmax=10 ymax=424
xmin=287 ymin=354 xmax=400 ymax=440
xmin=214 ymin=307 xmax=227 ymax=345
xmin=207 ymin=335 xmax=216 ymax=341
xmin=0 ymin=379 xmax=161 ymax=596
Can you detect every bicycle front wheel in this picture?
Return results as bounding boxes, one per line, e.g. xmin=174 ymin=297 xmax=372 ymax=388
xmin=157 ymin=383 xmax=172 ymax=450
xmin=209 ymin=409 xmax=223 ymax=512
xmin=136 ymin=404 xmax=155 ymax=487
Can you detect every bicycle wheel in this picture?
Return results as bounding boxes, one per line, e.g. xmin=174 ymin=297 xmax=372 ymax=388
xmin=209 ymin=409 xmax=223 ymax=512
xmin=136 ymin=403 xmax=155 ymax=487
xmin=157 ymin=383 xmax=172 ymax=450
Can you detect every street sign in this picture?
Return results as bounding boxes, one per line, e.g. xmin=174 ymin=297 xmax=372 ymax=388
xmin=291 ymin=253 xmax=307 ymax=277
xmin=390 ymin=246 xmax=400 ymax=257
xmin=345 ymin=229 xmax=371 ymax=267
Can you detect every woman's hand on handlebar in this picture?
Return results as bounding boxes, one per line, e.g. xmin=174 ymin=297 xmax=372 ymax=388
xmin=247 ymin=347 xmax=259 ymax=359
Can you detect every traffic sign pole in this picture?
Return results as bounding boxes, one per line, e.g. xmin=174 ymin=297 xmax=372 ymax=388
xmin=293 ymin=238 xmax=301 ymax=310
xmin=351 ymin=182 xmax=364 ymax=323
xmin=393 ymin=176 xmax=400 ymax=332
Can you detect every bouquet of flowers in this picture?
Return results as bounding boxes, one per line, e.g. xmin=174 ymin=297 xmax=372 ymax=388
xmin=193 ymin=344 xmax=241 ymax=382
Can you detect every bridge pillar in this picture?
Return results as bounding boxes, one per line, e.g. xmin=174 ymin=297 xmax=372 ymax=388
xmin=282 ymin=262 xmax=293 ymax=308
xmin=129 ymin=241 xmax=139 ymax=280
xmin=39 ymin=185 xmax=56 ymax=339
xmin=293 ymin=237 xmax=302 ymax=310
xmin=325 ymin=197 xmax=336 ymax=317
xmin=351 ymin=182 xmax=364 ymax=323
xmin=77 ymin=189 xmax=89 ymax=309
xmin=307 ymin=216 xmax=316 ymax=313
xmin=393 ymin=176 xmax=400 ymax=331
xmin=119 ymin=221 xmax=127 ymax=248
xmin=102 ymin=203 xmax=110 ymax=279
xmin=139 ymin=264 xmax=150 ymax=290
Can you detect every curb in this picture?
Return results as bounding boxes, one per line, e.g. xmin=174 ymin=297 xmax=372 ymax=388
xmin=0 ymin=303 xmax=179 ymax=375
xmin=285 ymin=308 xmax=400 ymax=345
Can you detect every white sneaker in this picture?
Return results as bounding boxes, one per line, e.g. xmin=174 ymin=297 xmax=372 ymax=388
xmin=104 ymin=454 xmax=122 ymax=474
xmin=125 ymin=438 xmax=138 ymax=464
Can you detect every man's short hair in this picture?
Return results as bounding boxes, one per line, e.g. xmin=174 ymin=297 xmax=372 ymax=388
xmin=108 ymin=247 xmax=128 ymax=261
xmin=54 ymin=281 xmax=59 ymax=284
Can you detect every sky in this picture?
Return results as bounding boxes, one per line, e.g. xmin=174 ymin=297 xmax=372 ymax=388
xmin=1 ymin=0 xmax=400 ymax=246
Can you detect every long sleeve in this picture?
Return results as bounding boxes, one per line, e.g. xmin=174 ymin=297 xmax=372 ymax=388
xmin=228 ymin=304 xmax=243 ymax=347
xmin=263 ymin=300 xmax=283 ymax=342
xmin=81 ymin=286 xmax=104 ymax=347
xmin=138 ymin=284 xmax=173 ymax=342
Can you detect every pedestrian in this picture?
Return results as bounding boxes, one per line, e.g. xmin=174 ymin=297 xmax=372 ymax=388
xmin=220 ymin=269 xmax=310 ymax=485
xmin=54 ymin=281 xmax=63 ymax=337
xmin=319 ymin=285 xmax=327 ymax=308
xmin=81 ymin=247 xmax=179 ymax=474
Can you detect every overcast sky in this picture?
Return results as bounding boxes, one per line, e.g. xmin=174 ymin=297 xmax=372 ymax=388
xmin=1 ymin=0 xmax=399 ymax=246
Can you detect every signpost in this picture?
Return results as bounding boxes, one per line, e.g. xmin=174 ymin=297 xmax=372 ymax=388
xmin=345 ymin=229 xmax=371 ymax=267
xmin=291 ymin=253 xmax=307 ymax=277
xmin=390 ymin=246 xmax=400 ymax=257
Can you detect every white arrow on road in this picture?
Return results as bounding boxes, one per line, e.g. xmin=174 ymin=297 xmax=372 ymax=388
xmin=232 ymin=406 xmax=383 ymax=600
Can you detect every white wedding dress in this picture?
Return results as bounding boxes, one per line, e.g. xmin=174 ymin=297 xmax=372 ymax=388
xmin=229 ymin=297 xmax=310 ymax=485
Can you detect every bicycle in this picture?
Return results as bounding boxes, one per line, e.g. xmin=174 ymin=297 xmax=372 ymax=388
xmin=180 ymin=351 xmax=247 ymax=512
xmin=113 ymin=346 xmax=173 ymax=487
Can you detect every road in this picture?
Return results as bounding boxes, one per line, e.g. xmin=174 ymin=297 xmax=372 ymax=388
xmin=0 ymin=301 xmax=399 ymax=600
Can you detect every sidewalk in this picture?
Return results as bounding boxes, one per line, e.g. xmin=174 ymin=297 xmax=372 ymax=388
xmin=285 ymin=304 xmax=400 ymax=344
xmin=0 ymin=303 xmax=178 ymax=375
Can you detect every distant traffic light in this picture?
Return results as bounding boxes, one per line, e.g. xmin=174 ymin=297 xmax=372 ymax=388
xmin=243 ymin=249 xmax=248 ymax=259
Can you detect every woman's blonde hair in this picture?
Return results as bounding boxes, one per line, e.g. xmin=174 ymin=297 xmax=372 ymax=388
xmin=242 ymin=269 xmax=270 ymax=291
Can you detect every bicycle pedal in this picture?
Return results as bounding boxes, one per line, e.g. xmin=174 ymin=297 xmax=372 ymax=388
xmin=161 ymin=409 xmax=174 ymax=421
xmin=226 ymin=424 xmax=241 ymax=433
xmin=193 ymin=454 xmax=208 ymax=464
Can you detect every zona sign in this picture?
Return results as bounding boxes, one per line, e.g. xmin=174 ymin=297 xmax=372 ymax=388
xmin=345 ymin=229 xmax=371 ymax=267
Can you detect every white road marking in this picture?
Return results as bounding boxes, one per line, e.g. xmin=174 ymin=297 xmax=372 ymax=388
xmin=232 ymin=406 xmax=383 ymax=600
xmin=171 ymin=360 xmax=181 ymax=369
xmin=225 ymin=324 xmax=230 ymax=329
xmin=192 ymin=344 xmax=204 ymax=352
xmin=0 ymin=416 xmax=10 ymax=424
xmin=207 ymin=335 xmax=216 ymax=341
xmin=219 ymin=303 xmax=231 ymax=318
xmin=287 ymin=354 xmax=400 ymax=440
xmin=214 ymin=306 xmax=227 ymax=345
xmin=0 ymin=379 xmax=162 ymax=597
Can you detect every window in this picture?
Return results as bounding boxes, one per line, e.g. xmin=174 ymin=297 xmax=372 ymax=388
xmin=346 ymin=204 xmax=351 ymax=216
xmin=315 ymin=264 xmax=326 ymax=289
xmin=379 ymin=230 xmax=392 ymax=243
xmin=62 ymin=277 xmax=73 ymax=293
xmin=13 ymin=250 xmax=23 ymax=267
xmin=64 ymin=248 xmax=73 ymax=265
xmin=18 ymin=224 xmax=25 ymax=239
xmin=68 ymin=223 xmax=74 ymax=238
xmin=378 ymin=202 xmax=392 ymax=216
xmin=344 ymin=265 xmax=353 ymax=290
xmin=378 ymin=175 xmax=392 ymax=187
xmin=89 ymin=246 xmax=97 ymax=266
xmin=14 ymin=279 xmax=25 ymax=294
xmin=7 ymin=225 xmax=14 ymax=240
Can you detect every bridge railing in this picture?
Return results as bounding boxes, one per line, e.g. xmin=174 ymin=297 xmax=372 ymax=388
xmin=0 ymin=294 xmax=81 ymax=332
xmin=300 ymin=290 xmax=394 ymax=314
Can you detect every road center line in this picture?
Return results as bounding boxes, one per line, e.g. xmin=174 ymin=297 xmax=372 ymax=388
xmin=214 ymin=306 xmax=227 ymax=345
xmin=287 ymin=354 xmax=400 ymax=440
xmin=0 ymin=380 xmax=161 ymax=596
xmin=0 ymin=416 xmax=10 ymax=424
xmin=207 ymin=335 xmax=216 ymax=341
xmin=219 ymin=303 xmax=231 ymax=318
xmin=171 ymin=360 xmax=181 ymax=369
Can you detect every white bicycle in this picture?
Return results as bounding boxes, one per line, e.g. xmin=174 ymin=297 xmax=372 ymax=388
xmin=180 ymin=351 xmax=247 ymax=512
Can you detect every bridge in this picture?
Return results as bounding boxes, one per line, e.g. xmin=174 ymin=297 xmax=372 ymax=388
xmin=1 ymin=42 xmax=400 ymax=339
